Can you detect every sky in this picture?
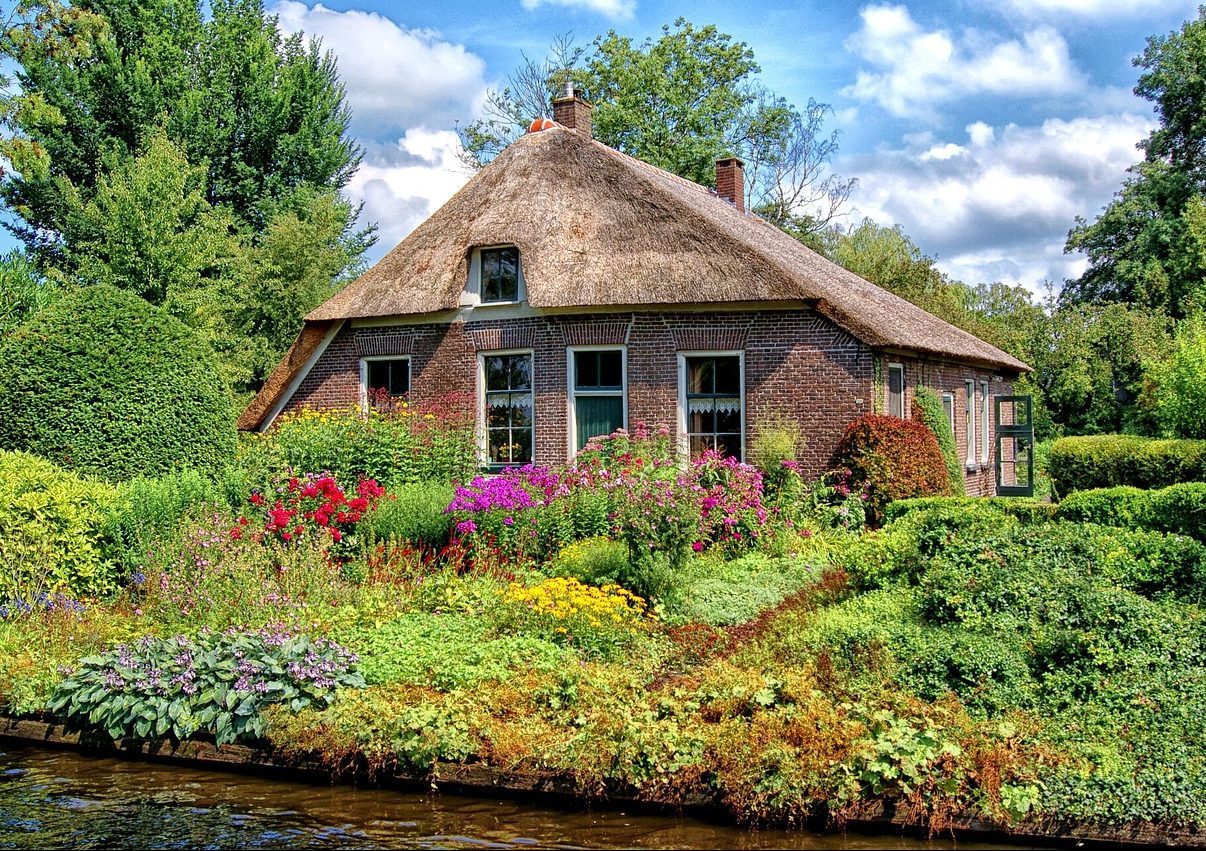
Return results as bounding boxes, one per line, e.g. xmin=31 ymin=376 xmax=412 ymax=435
xmin=264 ymin=1 xmax=1196 ymax=295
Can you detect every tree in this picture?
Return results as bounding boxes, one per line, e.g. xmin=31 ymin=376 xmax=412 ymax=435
xmin=1146 ymin=312 xmax=1206 ymax=438
xmin=1063 ymin=8 xmax=1206 ymax=318
xmin=0 ymin=249 xmax=59 ymax=338
xmin=0 ymin=0 xmax=374 ymax=394
xmin=458 ymin=19 xmax=853 ymax=239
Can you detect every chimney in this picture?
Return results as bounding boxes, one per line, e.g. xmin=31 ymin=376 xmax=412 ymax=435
xmin=552 ymin=82 xmax=593 ymax=138
xmin=715 ymin=156 xmax=745 ymax=212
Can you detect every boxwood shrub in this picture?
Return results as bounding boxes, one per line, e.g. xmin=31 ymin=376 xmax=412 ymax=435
xmin=0 ymin=285 xmax=236 ymax=481
xmin=1056 ymin=482 xmax=1206 ymax=541
xmin=1048 ymin=434 xmax=1206 ymax=496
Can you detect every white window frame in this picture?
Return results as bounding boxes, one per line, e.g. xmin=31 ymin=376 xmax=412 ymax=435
xmin=358 ymin=355 xmax=411 ymax=413
xmin=887 ymin=362 xmax=906 ymax=418
xmin=467 ymin=245 xmax=525 ymax=306
xmin=567 ymin=346 xmax=627 ymax=456
xmin=965 ymin=379 xmax=976 ymax=468
xmin=980 ymin=380 xmax=990 ymax=465
xmin=677 ymin=350 xmax=746 ymax=461
xmin=478 ymin=349 xmax=535 ymax=468
xmin=942 ymin=392 xmax=955 ymax=436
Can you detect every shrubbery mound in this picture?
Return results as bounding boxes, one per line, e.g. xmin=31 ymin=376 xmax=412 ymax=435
xmin=833 ymin=414 xmax=952 ymax=525
xmin=0 ymin=285 xmax=235 ymax=480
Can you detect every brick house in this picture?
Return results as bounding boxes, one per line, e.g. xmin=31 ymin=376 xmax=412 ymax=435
xmin=239 ymin=93 xmax=1029 ymax=496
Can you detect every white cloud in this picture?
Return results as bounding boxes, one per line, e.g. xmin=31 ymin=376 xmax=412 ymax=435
xmin=518 ymin=0 xmax=636 ymax=20
xmin=270 ymin=2 xmax=488 ymax=138
xmin=843 ymin=4 xmax=1086 ymax=118
xmin=345 ymin=130 xmax=471 ymax=258
xmin=991 ymin=0 xmax=1184 ymax=17
xmin=840 ymin=113 xmax=1154 ymax=293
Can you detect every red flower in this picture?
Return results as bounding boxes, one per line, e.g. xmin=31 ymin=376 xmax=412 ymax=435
xmin=230 ymin=527 xmax=242 ymax=540
xmin=331 ymin=529 xmax=343 ymax=542
xmin=249 ymin=492 xmax=264 ymax=506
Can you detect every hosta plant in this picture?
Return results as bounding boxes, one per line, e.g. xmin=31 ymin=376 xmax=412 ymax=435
xmin=47 ymin=626 xmax=364 ymax=745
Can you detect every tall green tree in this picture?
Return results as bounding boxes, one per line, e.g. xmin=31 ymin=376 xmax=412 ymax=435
xmin=459 ymin=19 xmax=853 ymax=237
xmin=0 ymin=0 xmax=373 ymax=394
xmin=1063 ymin=8 xmax=1206 ymax=317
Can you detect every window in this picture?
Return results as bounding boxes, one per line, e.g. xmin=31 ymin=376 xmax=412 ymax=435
xmin=942 ymin=392 xmax=955 ymax=435
xmin=480 ymin=246 xmax=520 ymax=303
xmin=980 ymin=380 xmax=990 ymax=464
xmin=965 ymin=379 xmax=976 ymax=466
xmin=887 ymin=363 xmax=905 ymax=418
xmin=484 ymin=352 xmax=533 ymax=465
xmin=361 ymin=356 xmax=410 ymax=410
xmin=682 ymin=354 xmax=743 ymax=460
xmin=571 ymin=348 xmax=625 ymax=451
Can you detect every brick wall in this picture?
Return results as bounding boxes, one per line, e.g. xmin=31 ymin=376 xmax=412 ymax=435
xmin=885 ymin=355 xmax=1016 ymax=497
xmin=279 ymin=308 xmax=1019 ymax=488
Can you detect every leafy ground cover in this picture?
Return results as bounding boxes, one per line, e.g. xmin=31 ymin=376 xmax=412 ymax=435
xmin=2 ymin=414 xmax=1205 ymax=836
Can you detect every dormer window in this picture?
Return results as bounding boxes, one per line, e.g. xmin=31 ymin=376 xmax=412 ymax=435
xmin=481 ymin=246 xmax=520 ymax=303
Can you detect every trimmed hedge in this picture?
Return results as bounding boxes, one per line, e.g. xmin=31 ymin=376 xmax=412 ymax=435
xmin=1055 ymin=482 xmax=1206 ymax=541
xmin=885 ymin=496 xmax=1057 ymax=525
xmin=1048 ymin=434 xmax=1206 ymax=497
xmin=833 ymin=414 xmax=952 ymax=526
xmin=0 ymin=285 xmax=236 ymax=481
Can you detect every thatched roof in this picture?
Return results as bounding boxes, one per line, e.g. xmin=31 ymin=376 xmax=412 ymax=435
xmin=236 ymin=320 xmax=334 ymax=430
xmin=307 ymin=125 xmax=1027 ymax=374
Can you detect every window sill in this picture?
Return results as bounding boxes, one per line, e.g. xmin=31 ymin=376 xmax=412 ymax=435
xmin=471 ymin=299 xmax=524 ymax=308
xmin=965 ymin=463 xmax=981 ymax=473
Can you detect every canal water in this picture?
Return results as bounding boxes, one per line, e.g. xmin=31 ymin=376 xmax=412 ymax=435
xmin=0 ymin=745 xmax=1050 ymax=849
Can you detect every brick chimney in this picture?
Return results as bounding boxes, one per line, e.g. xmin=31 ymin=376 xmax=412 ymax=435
xmin=715 ymin=156 xmax=745 ymax=212
xmin=552 ymin=83 xmax=593 ymax=138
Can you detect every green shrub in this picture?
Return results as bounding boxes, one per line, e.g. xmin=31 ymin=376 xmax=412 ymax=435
xmin=832 ymin=414 xmax=952 ymax=526
xmin=912 ymin=387 xmax=965 ymax=497
xmin=548 ymin=537 xmax=631 ymax=586
xmin=1048 ymin=434 xmax=1206 ymax=496
xmin=1055 ymin=482 xmax=1206 ymax=541
xmin=885 ymin=496 xmax=1056 ymax=525
xmin=0 ymin=451 xmax=118 ymax=599
xmin=242 ymin=400 xmax=477 ymax=489
xmin=106 ymin=469 xmax=224 ymax=573
xmin=340 ymin=612 xmax=568 ymax=689
xmin=363 ymin=481 xmax=456 ymax=548
xmin=839 ymin=499 xmax=1027 ymax=590
xmin=664 ymin=552 xmax=819 ymax=626
xmin=749 ymin=412 xmax=806 ymax=497
xmin=0 ymin=285 xmax=236 ymax=481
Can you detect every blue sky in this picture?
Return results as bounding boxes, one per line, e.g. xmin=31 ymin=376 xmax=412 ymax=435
xmin=265 ymin=0 xmax=1196 ymax=294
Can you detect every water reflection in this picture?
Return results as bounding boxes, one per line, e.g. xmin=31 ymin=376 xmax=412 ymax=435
xmin=0 ymin=745 xmax=1043 ymax=850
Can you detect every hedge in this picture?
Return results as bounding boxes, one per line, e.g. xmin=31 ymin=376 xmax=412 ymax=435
xmin=0 ymin=285 xmax=236 ymax=481
xmin=1048 ymin=435 xmax=1206 ymax=496
xmin=1055 ymin=482 xmax=1206 ymax=541
xmin=885 ymin=496 xmax=1057 ymax=525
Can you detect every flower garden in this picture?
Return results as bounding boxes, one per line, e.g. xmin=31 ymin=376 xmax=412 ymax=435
xmin=4 ymin=401 xmax=1206 ymax=837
